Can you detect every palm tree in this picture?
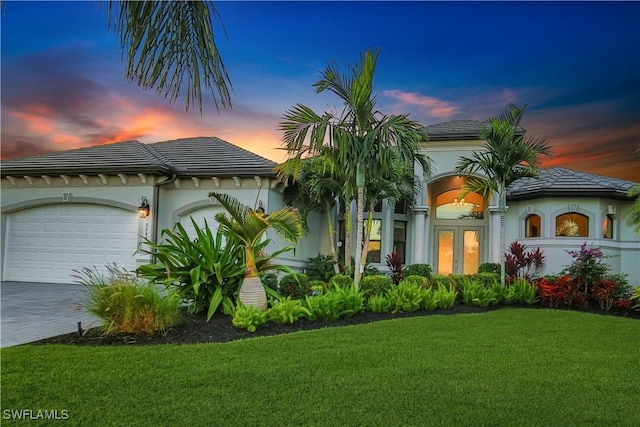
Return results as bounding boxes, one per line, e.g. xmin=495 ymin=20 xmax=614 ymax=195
xmin=291 ymin=155 xmax=343 ymax=275
xmin=455 ymin=104 xmax=551 ymax=286
xmin=107 ymin=0 xmax=232 ymax=113
xmin=208 ymin=192 xmax=303 ymax=310
xmin=278 ymin=48 xmax=431 ymax=290
xmin=628 ymin=184 xmax=640 ymax=234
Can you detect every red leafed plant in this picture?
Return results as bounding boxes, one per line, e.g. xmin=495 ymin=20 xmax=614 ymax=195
xmin=534 ymin=275 xmax=583 ymax=308
xmin=590 ymin=279 xmax=618 ymax=312
xmin=505 ymin=242 xmax=545 ymax=284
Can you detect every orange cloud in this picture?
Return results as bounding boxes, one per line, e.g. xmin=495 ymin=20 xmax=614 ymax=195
xmin=382 ymin=90 xmax=459 ymax=118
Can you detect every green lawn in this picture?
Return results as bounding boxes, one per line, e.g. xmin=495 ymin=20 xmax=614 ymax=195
xmin=2 ymin=308 xmax=639 ymax=426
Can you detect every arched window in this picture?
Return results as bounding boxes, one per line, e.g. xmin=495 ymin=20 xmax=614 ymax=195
xmin=525 ymin=214 xmax=541 ymax=238
xmin=555 ymin=213 xmax=589 ymax=237
xmin=435 ymin=190 xmax=484 ymax=219
xmin=602 ymin=214 xmax=614 ymax=239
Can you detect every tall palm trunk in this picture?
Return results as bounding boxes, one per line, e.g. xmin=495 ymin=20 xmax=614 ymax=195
xmin=344 ymin=205 xmax=352 ymax=276
xmin=499 ymin=180 xmax=506 ymax=287
xmin=360 ymin=209 xmax=374 ymax=271
xmin=325 ymin=203 xmax=340 ymax=275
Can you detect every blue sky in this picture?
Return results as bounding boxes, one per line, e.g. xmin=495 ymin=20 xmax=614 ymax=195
xmin=2 ymin=1 xmax=639 ymax=181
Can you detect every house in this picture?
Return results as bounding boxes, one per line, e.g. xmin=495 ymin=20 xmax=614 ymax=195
xmin=356 ymin=120 xmax=639 ymax=280
xmin=2 ymin=125 xmax=638 ymax=285
xmin=0 ymin=137 xmax=321 ymax=283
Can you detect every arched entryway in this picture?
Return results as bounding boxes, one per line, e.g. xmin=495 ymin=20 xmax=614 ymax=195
xmin=429 ymin=176 xmax=489 ymax=275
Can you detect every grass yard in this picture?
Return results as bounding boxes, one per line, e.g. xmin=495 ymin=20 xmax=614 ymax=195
xmin=2 ymin=308 xmax=639 ymax=426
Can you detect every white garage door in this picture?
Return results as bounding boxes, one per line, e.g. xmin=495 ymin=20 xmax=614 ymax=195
xmin=4 ymin=204 xmax=139 ymax=283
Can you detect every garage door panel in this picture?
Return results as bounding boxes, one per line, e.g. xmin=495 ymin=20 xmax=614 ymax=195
xmin=4 ymin=204 xmax=139 ymax=284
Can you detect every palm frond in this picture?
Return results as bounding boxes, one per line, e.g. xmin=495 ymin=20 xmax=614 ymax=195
xmin=108 ymin=0 xmax=231 ymax=113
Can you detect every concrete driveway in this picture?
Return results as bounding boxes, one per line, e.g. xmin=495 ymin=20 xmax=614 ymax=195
xmin=1 ymin=282 xmax=98 ymax=347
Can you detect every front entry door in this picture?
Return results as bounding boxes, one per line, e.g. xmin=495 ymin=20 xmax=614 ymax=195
xmin=435 ymin=226 xmax=483 ymax=275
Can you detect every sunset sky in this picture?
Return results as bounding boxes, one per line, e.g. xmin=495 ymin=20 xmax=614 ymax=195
xmin=1 ymin=1 xmax=639 ymax=181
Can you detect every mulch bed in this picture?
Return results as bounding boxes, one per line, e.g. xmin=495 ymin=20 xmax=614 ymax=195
xmin=29 ymin=303 xmax=639 ymax=347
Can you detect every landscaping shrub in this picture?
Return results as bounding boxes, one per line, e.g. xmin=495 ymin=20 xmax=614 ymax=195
xmin=385 ymin=252 xmax=404 ymax=284
xmin=478 ymin=263 xmax=501 ymax=275
xmin=387 ymin=281 xmax=422 ymax=313
xmin=366 ymin=295 xmax=391 ymax=313
xmin=534 ymin=275 xmax=584 ymax=308
xmin=309 ymin=279 xmax=328 ymax=295
xmin=267 ymin=297 xmax=311 ymax=325
xmin=434 ymin=284 xmax=457 ymax=309
xmin=507 ymin=278 xmax=538 ymax=306
xmin=76 ymin=265 xmax=181 ymax=334
xmin=279 ymin=273 xmax=311 ymax=299
xmin=136 ymin=219 xmax=244 ymax=319
xmin=632 ymin=288 xmax=640 ymax=311
xmin=401 ymin=275 xmax=430 ymax=289
xmin=363 ymin=264 xmax=382 ymax=277
xmin=472 ymin=272 xmax=500 ymax=288
xmin=402 ymin=263 xmax=432 ymax=279
xmin=332 ymin=285 xmax=365 ymax=316
xmin=305 ymin=254 xmax=338 ymax=282
xmin=564 ymin=242 xmax=610 ymax=295
xmin=458 ymin=277 xmax=497 ymax=307
xmin=360 ymin=275 xmax=393 ymax=298
xmin=420 ymin=288 xmax=439 ymax=311
xmin=505 ymin=241 xmax=544 ymax=283
xmin=491 ymin=282 xmax=510 ymax=305
xmin=304 ymin=293 xmax=342 ymax=321
xmin=260 ymin=273 xmax=279 ymax=293
xmin=590 ymin=279 xmax=618 ymax=312
xmin=329 ymin=274 xmax=354 ymax=290
xmin=232 ymin=303 xmax=267 ymax=332
xmin=428 ymin=274 xmax=456 ymax=291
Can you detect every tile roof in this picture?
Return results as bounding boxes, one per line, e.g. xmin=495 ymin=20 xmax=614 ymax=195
xmin=423 ymin=120 xmax=485 ymax=140
xmin=507 ymin=167 xmax=637 ymax=200
xmin=0 ymin=140 xmax=173 ymax=176
xmin=151 ymin=137 xmax=277 ymax=177
xmin=1 ymin=137 xmax=278 ymax=178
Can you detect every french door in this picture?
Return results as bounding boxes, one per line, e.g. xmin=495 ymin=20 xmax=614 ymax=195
xmin=434 ymin=226 xmax=483 ymax=275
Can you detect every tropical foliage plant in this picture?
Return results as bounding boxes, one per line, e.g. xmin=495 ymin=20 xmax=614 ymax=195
xmin=507 ymin=279 xmax=538 ymax=306
xmin=75 ymin=264 xmax=181 ymax=334
xmin=279 ymin=273 xmax=311 ymax=300
xmin=106 ymin=0 xmax=232 ymax=112
xmin=402 ymin=263 xmax=433 ymax=279
xmin=267 ymin=297 xmax=311 ymax=325
xmin=232 ymin=303 xmax=268 ymax=332
xmin=388 ymin=281 xmax=423 ymax=313
xmin=455 ymin=103 xmax=551 ymax=286
xmin=277 ymin=47 xmax=431 ymax=291
xmin=136 ymin=218 xmax=244 ymax=320
xmin=434 ymin=284 xmax=458 ymax=309
xmin=458 ymin=278 xmax=497 ymax=307
xmin=385 ymin=252 xmax=404 ymax=284
xmin=208 ymin=192 xmax=303 ymax=310
xmin=359 ymin=275 xmax=394 ymax=299
xmin=304 ymin=253 xmax=338 ymax=282
xmin=366 ymin=295 xmax=391 ymax=313
xmin=505 ymin=241 xmax=545 ymax=283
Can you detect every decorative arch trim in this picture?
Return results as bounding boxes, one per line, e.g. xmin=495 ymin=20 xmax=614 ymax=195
xmin=1 ymin=197 xmax=137 ymax=214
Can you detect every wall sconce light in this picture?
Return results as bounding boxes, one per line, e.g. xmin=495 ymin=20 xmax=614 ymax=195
xmin=607 ymin=204 xmax=616 ymax=216
xmin=138 ymin=196 xmax=150 ymax=218
xmin=256 ymin=200 xmax=266 ymax=215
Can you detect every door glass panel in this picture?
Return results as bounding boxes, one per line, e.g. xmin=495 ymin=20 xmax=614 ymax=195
xmin=462 ymin=230 xmax=480 ymax=274
xmin=437 ymin=230 xmax=454 ymax=275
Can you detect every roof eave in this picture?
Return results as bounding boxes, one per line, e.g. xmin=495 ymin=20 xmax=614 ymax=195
xmin=507 ymin=188 xmax=633 ymax=201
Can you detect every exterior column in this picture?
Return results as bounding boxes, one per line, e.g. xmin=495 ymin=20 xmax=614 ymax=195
xmin=413 ymin=207 xmax=428 ymax=264
xmin=488 ymin=206 xmax=501 ymax=264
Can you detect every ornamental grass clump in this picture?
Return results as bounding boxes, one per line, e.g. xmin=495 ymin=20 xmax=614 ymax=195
xmin=75 ymin=265 xmax=181 ymax=334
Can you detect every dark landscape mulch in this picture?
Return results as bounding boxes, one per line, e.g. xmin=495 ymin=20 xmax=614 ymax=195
xmin=31 ymin=304 xmax=639 ymax=347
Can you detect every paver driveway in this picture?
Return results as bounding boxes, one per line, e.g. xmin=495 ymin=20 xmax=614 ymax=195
xmin=1 ymin=282 xmax=97 ymax=347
